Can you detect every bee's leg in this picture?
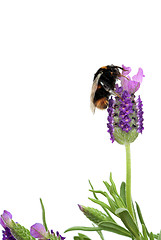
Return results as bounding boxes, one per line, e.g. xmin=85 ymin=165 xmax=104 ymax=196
xmin=109 ymin=89 xmax=123 ymax=101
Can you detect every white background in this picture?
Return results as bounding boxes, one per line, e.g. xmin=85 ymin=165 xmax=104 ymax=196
xmin=0 ymin=1 xmax=161 ymax=240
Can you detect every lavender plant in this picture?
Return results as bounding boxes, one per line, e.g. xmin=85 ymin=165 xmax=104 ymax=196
xmin=65 ymin=65 xmax=161 ymax=240
xmin=0 ymin=65 xmax=159 ymax=240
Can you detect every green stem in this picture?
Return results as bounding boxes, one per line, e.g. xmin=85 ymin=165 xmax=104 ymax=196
xmin=125 ymin=144 xmax=134 ymax=219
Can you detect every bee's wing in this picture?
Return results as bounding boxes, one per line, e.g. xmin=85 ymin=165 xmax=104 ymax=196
xmin=90 ymin=72 xmax=102 ymax=114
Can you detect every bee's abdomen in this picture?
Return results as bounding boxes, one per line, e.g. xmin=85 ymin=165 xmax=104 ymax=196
xmin=94 ymin=97 xmax=108 ymax=109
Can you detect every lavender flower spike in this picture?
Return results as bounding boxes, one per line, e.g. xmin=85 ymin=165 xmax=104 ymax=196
xmin=107 ymin=65 xmax=144 ymax=144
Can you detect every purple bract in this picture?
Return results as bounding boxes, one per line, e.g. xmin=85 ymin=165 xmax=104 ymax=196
xmin=30 ymin=223 xmax=66 ymax=240
xmin=119 ymin=65 xmax=145 ymax=94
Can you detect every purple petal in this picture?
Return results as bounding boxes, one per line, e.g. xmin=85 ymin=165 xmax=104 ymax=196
xmin=2 ymin=227 xmax=16 ymax=240
xmin=122 ymin=123 xmax=132 ymax=133
xmin=120 ymin=66 xmax=144 ymax=94
xmin=30 ymin=223 xmax=47 ymax=239
xmin=120 ymin=76 xmax=131 ymax=91
xmin=78 ymin=204 xmax=84 ymax=212
xmin=132 ymin=68 xmax=145 ymax=83
xmin=0 ymin=210 xmax=12 ymax=228
xmin=121 ymin=78 xmax=140 ymax=94
xmin=56 ymin=231 xmax=66 ymax=240
xmin=129 ymin=81 xmax=140 ymax=93
xmin=122 ymin=65 xmax=131 ymax=76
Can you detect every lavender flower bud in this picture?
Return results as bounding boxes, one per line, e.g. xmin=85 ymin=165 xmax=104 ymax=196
xmin=78 ymin=205 xmax=110 ymax=225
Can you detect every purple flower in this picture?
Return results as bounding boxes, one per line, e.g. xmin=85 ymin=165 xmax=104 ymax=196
xmin=30 ymin=223 xmax=65 ymax=240
xmin=0 ymin=210 xmax=12 ymax=229
xmin=2 ymin=227 xmax=16 ymax=240
xmin=30 ymin=223 xmax=48 ymax=239
xmin=56 ymin=231 xmax=66 ymax=240
xmin=122 ymin=123 xmax=132 ymax=133
xmin=0 ymin=211 xmax=16 ymax=240
xmin=120 ymin=65 xmax=145 ymax=94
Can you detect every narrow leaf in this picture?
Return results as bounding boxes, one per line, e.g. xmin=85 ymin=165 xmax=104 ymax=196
xmin=158 ymin=231 xmax=161 ymax=240
xmin=120 ymin=182 xmax=126 ymax=206
xmin=142 ymin=224 xmax=148 ymax=240
xmin=98 ymin=221 xmax=131 ymax=237
xmin=40 ymin=198 xmax=48 ymax=231
xmin=96 ymin=230 xmax=104 ymax=240
xmin=115 ymin=208 xmax=140 ymax=239
xmin=135 ymin=202 xmax=149 ymax=236
xmin=149 ymin=232 xmax=154 ymax=240
xmin=89 ymin=180 xmax=98 ymax=199
xmin=92 ymin=224 xmax=104 ymax=240
xmin=109 ymin=172 xmax=119 ymax=195
xmin=88 ymin=197 xmax=111 ymax=212
xmin=89 ymin=180 xmax=114 ymax=221
xmin=74 ymin=233 xmax=92 ymax=240
xmin=103 ymin=181 xmax=111 ymax=192
xmin=65 ymin=226 xmax=103 ymax=233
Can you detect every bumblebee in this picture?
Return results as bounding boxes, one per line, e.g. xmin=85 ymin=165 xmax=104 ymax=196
xmin=90 ymin=65 xmax=124 ymax=113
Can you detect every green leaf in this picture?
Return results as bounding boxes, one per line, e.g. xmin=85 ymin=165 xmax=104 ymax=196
xmin=65 ymin=226 xmax=103 ymax=233
xmin=98 ymin=221 xmax=131 ymax=237
xmin=115 ymin=208 xmax=140 ymax=239
xmin=89 ymin=180 xmax=114 ymax=220
xmin=96 ymin=230 xmax=104 ymax=240
xmin=158 ymin=231 xmax=161 ymax=240
xmin=109 ymin=172 xmax=119 ymax=196
xmin=88 ymin=197 xmax=113 ymax=215
xmin=73 ymin=233 xmax=92 ymax=240
xmin=103 ymin=181 xmax=111 ymax=192
xmin=135 ymin=202 xmax=149 ymax=236
xmin=142 ymin=224 xmax=148 ymax=240
xmin=89 ymin=180 xmax=98 ymax=200
xmin=149 ymin=232 xmax=154 ymax=240
xmin=104 ymin=177 xmax=126 ymax=209
xmin=120 ymin=182 xmax=126 ymax=206
xmin=89 ymin=189 xmax=118 ymax=211
xmin=40 ymin=198 xmax=48 ymax=231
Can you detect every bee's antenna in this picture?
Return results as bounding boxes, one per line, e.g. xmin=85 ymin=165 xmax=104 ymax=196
xmin=120 ymin=74 xmax=130 ymax=81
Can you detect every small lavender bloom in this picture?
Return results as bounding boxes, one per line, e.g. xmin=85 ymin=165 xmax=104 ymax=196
xmin=56 ymin=231 xmax=66 ymax=240
xmin=30 ymin=223 xmax=48 ymax=239
xmin=0 ymin=210 xmax=12 ymax=229
xmin=0 ymin=211 xmax=15 ymax=240
xmin=30 ymin=223 xmax=65 ymax=240
xmin=2 ymin=227 xmax=16 ymax=240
